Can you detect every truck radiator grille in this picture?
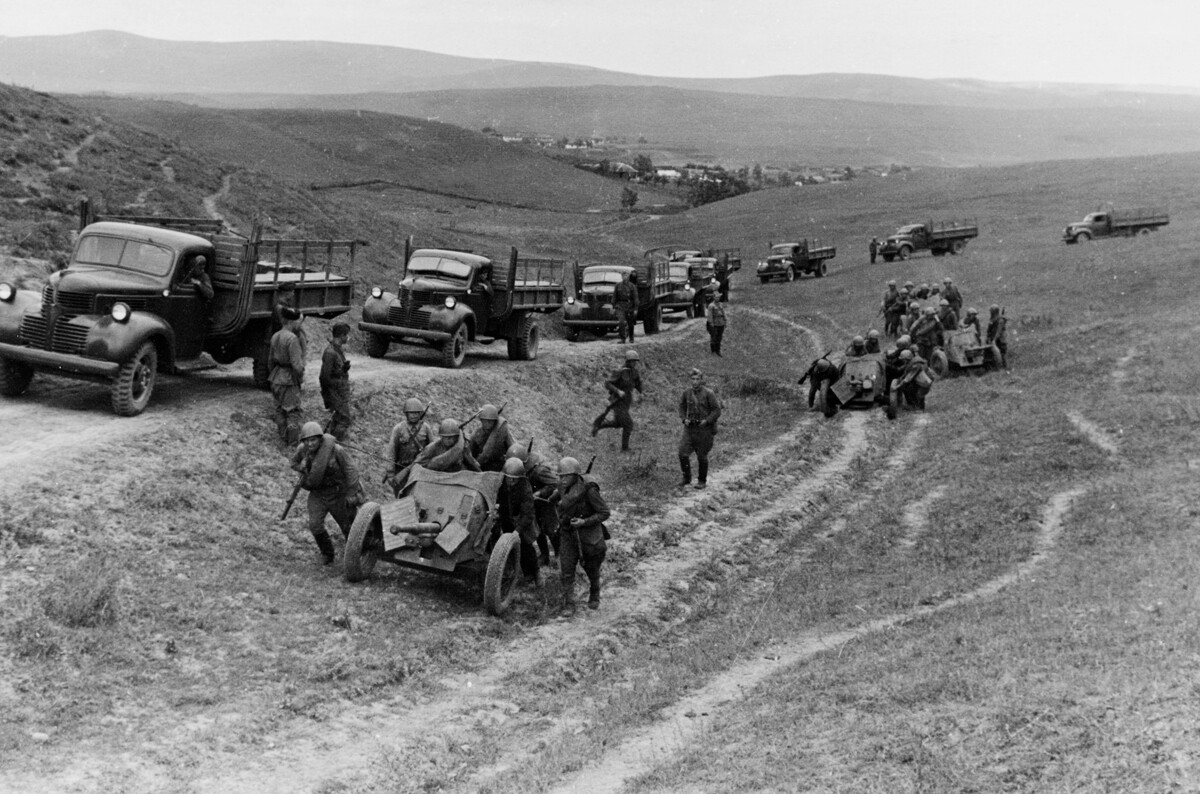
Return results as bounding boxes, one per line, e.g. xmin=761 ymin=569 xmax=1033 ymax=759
xmin=42 ymin=287 xmax=95 ymax=315
xmin=387 ymin=305 xmax=431 ymax=329
xmin=17 ymin=315 xmax=88 ymax=354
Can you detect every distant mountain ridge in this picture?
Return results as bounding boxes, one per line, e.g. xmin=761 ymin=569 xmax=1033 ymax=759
xmin=2 ymin=30 xmax=1198 ymax=109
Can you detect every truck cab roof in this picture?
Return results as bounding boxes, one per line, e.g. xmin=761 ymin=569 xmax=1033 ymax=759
xmin=410 ymin=248 xmax=491 ymax=266
xmin=81 ymin=221 xmax=213 ymax=251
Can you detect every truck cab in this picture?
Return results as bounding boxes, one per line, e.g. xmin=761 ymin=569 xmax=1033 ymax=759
xmin=757 ymin=242 xmax=807 ymax=282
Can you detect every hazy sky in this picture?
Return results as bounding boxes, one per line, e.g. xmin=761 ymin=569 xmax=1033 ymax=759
xmin=5 ymin=0 xmax=1197 ymax=87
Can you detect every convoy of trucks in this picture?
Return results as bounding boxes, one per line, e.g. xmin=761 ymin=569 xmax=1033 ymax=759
xmin=1062 ymin=205 xmax=1169 ymax=243
xmin=878 ymin=219 xmax=978 ymax=261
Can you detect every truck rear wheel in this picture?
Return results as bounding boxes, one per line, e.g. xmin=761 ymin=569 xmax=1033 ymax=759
xmin=814 ymin=261 xmax=827 ymax=278
xmin=112 ymin=341 xmax=157 ymax=417
xmin=565 ymin=326 xmax=580 ymax=342
xmin=759 ymin=277 xmax=769 ymax=284
xmin=364 ymin=331 xmax=390 ymax=358
xmin=1138 ymin=227 xmax=1151 ymax=236
xmin=442 ymin=324 xmax=468 ymax=368
xmin=644 ymin=301 xmax=662 ymax=334
xmin=508 ymin=314 xmax=539 ymax=361
xmin=0 ymin=358 xmax=34 ymax=396
xmin=950 ymin=240 xmax=966 ymax=255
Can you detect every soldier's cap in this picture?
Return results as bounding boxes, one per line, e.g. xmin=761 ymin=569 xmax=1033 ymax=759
xmin=990 ymin=304 xmax=1001 ymax=312
xmin=281 ymin=306 xmax=301 ymax=321
xmin=689 ymin=367 xmax=703 ymax=378
xmin=887 ymin=279 xmax=896 ymax=286
xmin=943 ymin=277 xmax=952 ymax=283
xmin=966 ymin=307 xmax=978 ymax=315
xmin=331 ymin=321 xmax=351 ymax=337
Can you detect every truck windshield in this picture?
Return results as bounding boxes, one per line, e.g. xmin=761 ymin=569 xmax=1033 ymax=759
xmin=896 ymin=225 xmax=923 ymax=235
xmin=406 ymin=255 xmax=474 ymax=281
xmin=770 ymin=244 xmax=798 ymax=255
xmin=73 ymin=234 xmax=174 ymax=277
xmin=668 ymin=263 xmax=690 ymax=280
xmin=582 ymin=270 xmax=625 ymax=286
xmin=668 ymin=250 xmax=701 ymax=261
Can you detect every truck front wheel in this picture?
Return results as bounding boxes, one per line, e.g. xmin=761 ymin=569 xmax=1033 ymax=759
xmin=112 ymin=341 xmax=157 ymax=416
xmin=785 ymin=265 xmax=796 ymax=282
xmin=442 ymin=324 xmax=468 ymax=368
xmin=1138 ymin=227 xmax=1151 ymax=236
xmin=0 ymin=358 xmax=34 ymax=396
xmin=1074 ymin=232 xmax=1091 ymax=243
xmin=364 ymin=331 xmax=390 ymax=358
xmin=897 ymin=246 xmax=913 ymax=261
xmin=507 ymin=315 xmax=539 ymax=361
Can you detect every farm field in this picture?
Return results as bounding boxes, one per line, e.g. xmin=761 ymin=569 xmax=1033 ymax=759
xmin=2 ymin=83 xmax=1200 ymax=793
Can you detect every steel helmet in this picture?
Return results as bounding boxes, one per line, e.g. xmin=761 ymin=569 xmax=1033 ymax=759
xmin=943 ymin=277 xmax=952 ymax=284
xmin=884 ymin=346 xmax=898 ymax=358
xmin=939 ymin=298 xmax=949 ymax=307
xmin=624 ymin=349 xmax=640 ymax=362
xmin=899 ymin=349 xmax=914 ymax=360
xmin=990 ymin=304 xmax=1001 ymax=313
xmin=919 ymin=283 xmax=929 ymax=291
xmin=923 ymin=307 xmax=936 ymax=316
xmin=887 ymin=279 xmax=896 ymax=287
xmin=909 ymin=302 xmax=920 ymax=311
xmin=300 ymin=421 xmax=324 ymax=441
xmin=851 ymin=335 xmax=864 ymax=346
xmin=438 ymin=418 xmax=461 ymax=438
xmin=505 ymin=443 xmax=528 ymax=462
xmin=559 ymin=456 xmax=582 ymax=476
xmin=479 ymin=403 xmax=500 ymax=422
xmin=903 ymin=281 xmax=915 ymax=289
xmin=867 ymin=329 xmax=880 ymax=339
xmin=898 ymin=288 xmax=909 ymax=296
xmin=403 ymin=397 xmax=425 ymax=413
xmin=966 ymin=307 xmax=978 ymax=316
xmin=896 ymin=335 xmax=911 ymax=348
xmin=502 ymin=458 xmax=525 ymax=478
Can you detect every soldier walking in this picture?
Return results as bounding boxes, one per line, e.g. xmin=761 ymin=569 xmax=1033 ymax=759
xmin=499 ymin=457 xmax=544 ymax=587
xmin=895 ymin=349 xmax=935 ymax=410
xmin=269 ymin=306 xmax=305 ymax=445
xmin=678 ymin=367 xmax=722 ymax=490
xmin=319 ymin=321 xmax=353 ymax=440
xmin=941 ymin=277 xmax=963 ymax=315
xmin=506 ymin=442 xmax=561 ymax=565
xmin=384 ymin=397 xmax=435 ymax=495
xmin=909 ymin=306 xmax=944 ymax=362
xmin=962 ymin=307 xmax=982 ymax=342
xmin=705 ymin=294 xmax=727 ymax=355
xmin=556 ymin=456 xmax=611 ymax=613
xmin=987 ymin=305 xmax=1008 ymax=369
xmin=290 ymin=421 xmax=365 ymax=564
xmin=468 ymin=403 xmax=514 ymax=471
xmin=614 ymin=270 xmax=639 ymax=344
xmin=869 ymin=237 xmax=879 ymax=264
xmin=413 ymin=419 xmax=482 ymax=473
xmin=592 ymin=349 xmax=644 ymax=452
xmin=936 ymin=299 xmax=959 ymax=332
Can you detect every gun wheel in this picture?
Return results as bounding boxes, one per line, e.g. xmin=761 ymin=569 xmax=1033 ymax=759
xmin=484 ymin=531 xmax=521 ymax=616
xmin=344 ymin=502 xmax=383 ymax=583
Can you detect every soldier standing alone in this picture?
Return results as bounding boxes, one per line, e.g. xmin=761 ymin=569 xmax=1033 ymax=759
xmin=592 ymin=349 xmax=644 ymax=452
xmin=290 ymin=421 xmax=365 ymax=564
xmin=705 ymin=294 xmax=727 ymax=356
xmin=613 ymin=270 xmax=639 ymax=344
xmin=678 ymin=367 xmax=722 ymax=490
xmin=556 ymin=456 xmax=611 ymax=613
xmin=869 ymin=237 xmax=879 ymax=264
xmin=319 ymin=321 xmax=353 ymax=440
xmin=269 ymin=307 xmax=305 ymax=445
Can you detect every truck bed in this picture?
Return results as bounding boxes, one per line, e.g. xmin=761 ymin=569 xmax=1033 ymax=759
xmin=497 ymin=257 xmax=566 ymax=311
xmin=1111 ymin=208 xmax=1169 ymax=228
xmin=927 ymin=220 xmax=979 ymax=240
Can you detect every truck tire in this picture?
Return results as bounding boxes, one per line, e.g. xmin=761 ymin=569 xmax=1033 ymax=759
xmin=814 ymin=261 xmax=827 ymax=278
xmin=483 ymin=531 xmax=521 ymax=616
xmin=759 ymin=277 xmax=769 ymax=284
xmin=882 ymin=254 xmax=895 ymax=263
xmin=508 ymin=314 xmax=539 ymax=361
xmin=0 ymin=358 xmax=34 ymax=396
xmin=111 ymin=341 xmax=157 ymax=417
xmin=785 ymin=265 xmax=796 ymax=282
xmin=565 ymin=326 xmax=579 ymax=342
xmin=950 ymin=240 xmax=966 ymax=255
xmin=931 ymin=248 xmax=946 ymax=257
xmin=364 ymin=331 xmax=390 ymax=359
xmin=344 ymin=502 xmax=383 ymax=583
xmin=897 ymin=246 xmax=913 ymax=261
xmin=644 ymin=301 xmax=662 ymax=334
xmin=1138 ymin=227 xmax=1151 ymax=236
xmin=1074 ymin=231 xmax=1091 ymax=243
xmin=442 ymin=324 xmax=468 ymax=368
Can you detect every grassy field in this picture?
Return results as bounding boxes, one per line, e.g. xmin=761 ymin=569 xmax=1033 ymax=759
xmin=3 ymin=79 xmax=1200 ymax=792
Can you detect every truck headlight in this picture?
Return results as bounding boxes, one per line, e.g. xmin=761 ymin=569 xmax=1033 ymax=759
xmin=444 ymin=296 xmax=457 ymax=309
xmin=111 ymin=302 xmax=131 ymax=323
xmin=756 ymin=262 xmax=767 ymax=271
xmin=566 ymin=296 xmax=576 ymax=305
xmin=685 ymin=285 xmax=694 ymax=292
xmin=0 ymin=282 xmax=13 ymax=302
xmin=370 ymin=286 xmax=383 ymax=299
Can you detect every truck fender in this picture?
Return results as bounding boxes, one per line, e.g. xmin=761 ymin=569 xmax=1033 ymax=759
xmin=86 ymin=311 xmax=176 ymax=370
xmin=361 ymin=291 xmax=396 ymax=324
xmin=0 ymin=287 xmax=42 ymax=341
xmin=429 ymin=303 xmax=476 ymax=338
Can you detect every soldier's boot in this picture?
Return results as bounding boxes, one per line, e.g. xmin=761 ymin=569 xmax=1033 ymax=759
xmin=562 ymin=591 xmax=577 ymax=616
xmin=285 ymin=413 xmax=302 ymax=446
xmin=620 ymin=427 xmax=632 ymax=452
xmin=696 ymin=459 xmax=709 ymax=489
xmin=591 ymin=416 xmax=602 ymax=437
xmin=678 ymin=456 xmax=692 ymax=488
xmin=588 ymin=582 xmax=601 ymax=611
xmin=536 ymin=534 xmax=551 ymax=567
xmin=312 ymin=530 xmax=336 ymax=565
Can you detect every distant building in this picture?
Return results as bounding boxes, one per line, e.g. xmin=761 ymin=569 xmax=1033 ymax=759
xmin=655 ymin=168 xmax=682 ymax=180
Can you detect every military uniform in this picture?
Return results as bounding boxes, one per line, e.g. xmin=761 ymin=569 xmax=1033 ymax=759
xmin=941 ymin=283 xmax=964 ymax=314
xmin=897 ymin=354 xmax=935 ymax=410
xmin=936 ymin=305 xmax=959 ymax=333
xmin=319 ymin=337 xmax=352 ymax=440
xmin=385 ymin=418 xmax=435 ymax=493
xmin=613 ymin=277 xmax=639 ymax=343
xmin=706 ymin=299 xmax=727 ymax=355
xmin=414 ymin=435 xmax=482 ymax=473
xmin=557 ymin=471 xmax=611 ymax=610
xmin=987 ymin=309 xmax=1008 ymax=369
xmin=498 ymin=469 xmax=541 ymax=583
xmin=869 ymin=238 xmax=879 ymax=264
xmin=469 ymin=417 xmax=515 ymax=472
xmin=678 ymin=373 xmax=722 ymax=488
xmin=594 ymin=361 xmax=643 ymax=451
xmin=268 ymin=321 xmax=305 ymax=445
xmin=909 ymin=313 xmax=944 ymax=362
xmin=290 ymin=431 xmax=363 ymax=562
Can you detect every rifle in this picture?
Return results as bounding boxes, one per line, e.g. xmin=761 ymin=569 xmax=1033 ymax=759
xmin=798 ymin=349 xmax=833 ymax=386
xmin=381 ymin=403 xmax=433 ymax=483
xmin=281 ymin=418 xmax=333 ymax=520
xmin=585 ymin=454 xmax=597 ymax=474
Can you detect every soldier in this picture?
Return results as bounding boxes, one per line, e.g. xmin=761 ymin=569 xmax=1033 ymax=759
xmin=901 ymin=301 xmax=922 ymax=336
xmin=183 ymin=254 xmax=214 ymax=302
xmin=885 ymin=287 xmax=908 ymax=336
xmin=913 ymin=282 xmax=932 ymax=300
xmin=714 ymin=255 xmax=731 ymax=303
xmin=468 ymin=403 xmax=514 ymax=471
xmin=705 ymin=293 xmax=727 ymax=356
xmin=987 ymin=304 xmax=1008 ymax=369
xmin=678 ymin=367 xmax=722 ymax=490
xmin=506 ymin=441 xmax=561 ymax=565
xmin=903 ymin=280 xmax=916 ymax=294
xmin=319 ymin=321 xmax=353 ymax=440
xmin=936 ymin=298 xmax=959 ymax=332
xmin=272 ymin=283 xmax=308 ymax=357
xmin=499 ymin=457 xmax=543 ymax=587
xmin=895 ymin=349 xmax=935 ymax=410
xmin=385 ymin=398 xmax=435 ymax=495
xmin=290 ymin=421 xmax=364 ymax=564
xmin=592 ymin=349 xmax=644 ymax=452
xmin=895 ymin=334 xmax=912 ymax=353
xmin=268 ymin=306 xmax=305 ymax=446
xmin=845 ymin=335 xmax=867 ymax=357
xmin=613 ymin=270 xmax=639 ymax=344
xmin=962 ymin=307 xmax=982 ymax=341
xmin=556 ymin=455 xmax=611 ymax=613
xmin=865 ymin=329 xmax=882 ymax=354
xmin=883 ymin=345 xmax=904 ymax=395
xmin=941 ymin=277 xmax=963 ymax=315
xmin=882 ymin=280 xmax=899 ymax=311
xmin=413 ymin=419 xmax=482 ymax=473
xmin=909 ymin=306 xmax=943 ymax=362
xmin=869 ymin=237 xmax=880 ymax=264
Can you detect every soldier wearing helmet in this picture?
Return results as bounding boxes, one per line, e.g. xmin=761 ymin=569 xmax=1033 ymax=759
xmin=986 ymin=304 xmax=1008 ymax=369
xmin=556 ymin=455 xmax=611 ymax=613
xmin=592 ymin=349 xmax=644 ymax=452
xmin=940 ymin=277 xmax=963 ymax=314
xmin=705 ymin=291 xmax=727 ymax=356
xmin=319 ymin=321 xmax=353 ymax=441
xmin=908 ymin=305 xmax=944 ymax=361
xmin=679 ymin=367 xmax=722 ymax=489
xmin=912 ymin=282 xmax=932 ymax=300
xmin=268 ymin=306 xmax=306 ymax=445
xmin=498 ymin=457 xmax=543 ymax=587
xmin=896 ymin=347 xmax=935 ymax=410
xmin=895 ymin=334 xmax=912 ymax=351
xmin=846 ymin=335 xmax=867 ymax=357
xmin=870 ymin=237 xmax=880 ymax=264
xmin=901 ymin=301 xmax=922 ymax=336
xmin=936 ymin=298 xmax=959 ymax=331
xmin=613 ymin=270 xmax=640 ymax=344
xmin=468 ymin=403 xmax=514 ymax=472
xmin=962 ymin=307 xmax=981 ymax=341
xmin=886 ymin=288 xmax=908 ymax=336
xmin=865 ymin=329 xmax=882 ymax=354
xmin=411 ymin=418 xmax=481 ymax=473
xmin=506 ymin=441 xmax=561 ymax=564
xmin=289 ymin=420 xmax=364 ymax=564
xmin=385 ymin=397 xmax=435 ymax=495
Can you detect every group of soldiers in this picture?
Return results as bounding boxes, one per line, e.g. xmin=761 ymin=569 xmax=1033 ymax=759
xmin=879 ymin=277 xmax=1008 ymax=369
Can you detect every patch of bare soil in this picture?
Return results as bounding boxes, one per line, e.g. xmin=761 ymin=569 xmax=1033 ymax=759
xmin=1065 ymin=410 xmax=1121 ymax=456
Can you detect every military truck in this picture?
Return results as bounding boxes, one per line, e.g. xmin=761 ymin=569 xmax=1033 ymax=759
xmin=1062 ymin=205 xmax=1168 ymax=243
xmin=562 ymin=259 xmax=672 ymax=341
xmin=756 ymin=239 xmax=837 ymax=282
xmin=0 ymin=201 xmax=356 ymax=416
xmin=360 ymin=240 xmax=565 ymax=368
xmin=879 ymin=219 xmax=978 ymax=261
